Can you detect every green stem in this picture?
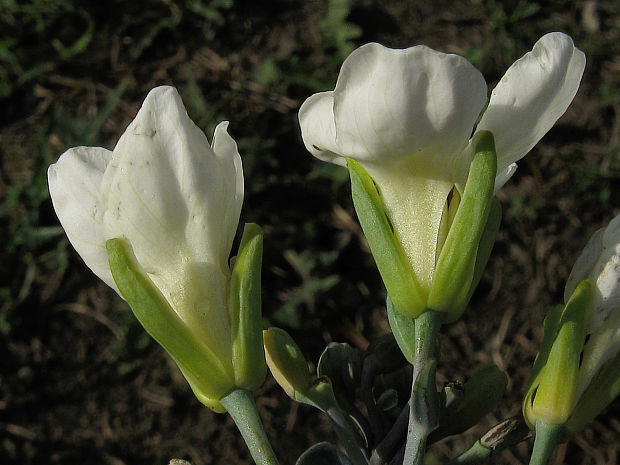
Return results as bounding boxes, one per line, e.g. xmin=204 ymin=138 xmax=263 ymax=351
xmin=446 ymin=416 xmax=531 ymax=465
xmin=297 ymin=382 xmax=369 ymax=465
xmin=403 ymin=309 xmax=442 ymax=465
xmin=371 ymin=404 xmax=409 ymax=464
xmin=324 ymin=404 xmax=370 ymax=465
xmin=220 ymin=388 xmax=280 ymax=465
xmin=446 ymin=441 xmax=490 ymax=465
xmin=528 ymin=420 xmax=563 ymax=465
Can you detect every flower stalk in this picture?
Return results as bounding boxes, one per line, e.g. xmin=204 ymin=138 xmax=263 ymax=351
xmin=220 ymin=388 xmax=280 ymax=465
xmin=403 ymin=309 xmax=442 ymax=465
xmin=528 ymin=421 xmax=564 ymax=465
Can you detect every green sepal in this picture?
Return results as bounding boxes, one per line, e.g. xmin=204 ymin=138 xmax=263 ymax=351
xmin=386 ymin=295 xmax=416 ymax=365
xmin=566 ymin=346 xmax=620 ymax=432
xmin=229 ymin=223 xmax=267 ymax=391
xmin=430 ymin=364 xmax=507 ymax=442
xmin=263 ymin=327 xmax=312 ymax=398
xmin=522 ymin=304 xmax=564 ymax=429
xmin=436 ymin=190 xmax=461 ymax=256
xmin=442 ymin=196 xmax=501 ymax=324
xmin=106 ymin=238 xmax=235 ymax=409
xmin=461 ymin=198 xmax=502 ymax=311
xmin=530 ymin=280 xmax=593 ymax=425
xmin=176 ymin=362 xmax=226 ymax=413
xmin=347 ymin=158 xmax=426 ymax=318
xmin=428 ymin=131 xmax=497 ymax=319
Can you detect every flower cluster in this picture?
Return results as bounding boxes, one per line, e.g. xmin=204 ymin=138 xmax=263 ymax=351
xmin=48 ymin=31 xmax=620 ymax=465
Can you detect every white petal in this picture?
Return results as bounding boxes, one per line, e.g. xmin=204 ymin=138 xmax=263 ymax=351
xmin=298 ymin=92 xmax=346 ymax=166
xmin=476 ymin=32 xmax=586 ymax=172
xmin=589 ymin=216 xmax=620 ymax=331
xmin=102 ymin=86 xmax=238 ymax=270
xmin=332 ymin=42 xmax=487 ymax=181
xmin=494 ymin=163 xmax=518 ymax=192
xmin=574 ymin=215 xmax=620 ymax=398
xmin=369 ymin=168 xmax=453 ymax=292
xmin=209 ymin=121 xmax=244 ymax=263
xmin=566 ymin=215 xmax=620 ymax=333
xmin=577 ymin=310 xmax=620 ymax=400
xmin=565 ymin=227 xmax=604 ymax=304
xmin=48 ymin=146 xmax=118 ymax=292
xmin=100 ymin=86 xmax=236 ymax=360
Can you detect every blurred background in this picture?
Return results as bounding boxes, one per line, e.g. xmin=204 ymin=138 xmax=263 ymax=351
xmin=1 ymin=0 xmax=619 ymax=464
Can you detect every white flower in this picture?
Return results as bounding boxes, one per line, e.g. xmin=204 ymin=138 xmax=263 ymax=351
xmin=48 ymin=86 xmax=243 ymax=369
xmin=299 ymin=32 xmax=585 ymax=296
xmin=564 ymin=214 xmax=620 ymax=398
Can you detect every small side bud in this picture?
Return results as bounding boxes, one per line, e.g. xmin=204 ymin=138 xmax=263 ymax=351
xmin=263 ymin=327 xmax=313 ymax=398
xmin=526 ymin=280 xmax=593 ymax=426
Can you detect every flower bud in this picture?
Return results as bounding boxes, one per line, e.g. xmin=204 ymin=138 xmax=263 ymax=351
xmin=565 ymin=214 xmax=620 ymax=430
xmin=263 ymin=327 xmax=313 ymax=399
xmin=523 ymin=280 xmax=592 ymax=427
xmin=565 ymin=214 xmax=620 ymax=334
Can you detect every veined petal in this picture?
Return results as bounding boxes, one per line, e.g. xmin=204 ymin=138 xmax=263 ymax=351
xmin=577 ymin=310 xmax=620 ymax=402
xmin=102 ymin=87 xmax=237 ymax=268
xmin=332 ymin=42 xmax=487 ymax=182
xmin=210 ymin=121 xmax=244 ymax=262
xmin=476 ymin=32 xmax=586 ymax=173
xmin=369 ymin=166 xmax=453 ymax=293
xmin=566 ymin=215 xmax=620 ymax=400
xmin=565 ymin=229 xmax=604 ymax=307
xmin=101 ymin=86 xmax=235 ymax=362
xmin=494 ymin=163 xmax=518 ymax=192
xmin=48 ymin=146 xmax=117 ymax=292
xmin=566 ymin=215 xmax=620 ymax=333
xmin=298 ymin=92 xmax=345 ymax=166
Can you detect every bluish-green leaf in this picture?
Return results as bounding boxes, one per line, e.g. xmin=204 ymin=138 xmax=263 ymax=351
xmin=317 ymin=341 xmax=363 ymax=411
xmin=431 ymin=364 xmax=507 ymax=441
xmin=296 ymin=442 xmax=353 ymax=465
